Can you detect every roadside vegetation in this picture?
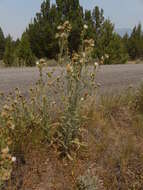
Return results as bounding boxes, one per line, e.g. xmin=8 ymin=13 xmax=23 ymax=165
xmin=0 ymin=20 xmax=143 ymax=190
xmin=0 ymin=0 xmax=143 ymax=67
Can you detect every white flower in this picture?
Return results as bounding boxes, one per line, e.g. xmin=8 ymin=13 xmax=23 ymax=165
xmin=80 ymin=58 xmax=84 ymax=64
xmin=55 ymin=33 xmax=60 ymax=39
xmin=11 ymin=156 xmax=16 ymax=162
xmin=39 ymin=58 xmax=46 ymax=64
xmin=101 ymin=56 xmax=104 ymax=61
xmin=64 ymin=21 xmax=70 ymax=25
xmin=82 ymin=52 xmax=86 ymax=58
xmin=81 ymin=97 xmax=84 ymax=101
xmin=36 ymin=61 xmax=39 ymax=66
xmin=84 ymin=24 xmax=88 ymax=29
xmin=10 ymin=124 xmax=15 ymax=130
xmin=94 ymin=62 xmax=99 ymax=68
xmin=57 ymin=25 xmax=62 ymax=30
xmin=91 ymin=43 xmax=95 ymax=47
xmin=105 ymin=54 xmax=109 ymax=59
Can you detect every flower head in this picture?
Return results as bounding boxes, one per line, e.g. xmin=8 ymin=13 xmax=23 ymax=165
xmin=64 ymin=21 xmax=70 ymax=26
xmin=72 ymin=52 xmax=80 ymax=63
xmin=36 ymin=61 xmax=39 ymax=66
xmin=1 ymin=147 xmax=9 ymax=154
xmin=57 ymin=25 xmax=63 ymax=30
xmin=7 ymin=121 xmax=15 ymax=130
xmin=81 ymin=97 xmax=84 ymax=101
xmin=84 ymin=24 xmax=88 ymax=30
xmin=39 ymin=58 xmax=45 ymax=64
xmin=66 ymin=64 xmax=73 ymax=73
xmin=3 ymin=105 xmax=10 ymax=111
xmin=101 ymin=56 xmax=104 ymax=61
xmin=105 ymin=54 xmax=109 ymax=59
xmin=94 ymin=62 xmax=99 ymax=68
xmin=11 ymin=156 xmax=16 ymax=162
xmin=82 ymin=52 xmax=86 ymax=58
xmin=55 ymin=33 xmax=60 ymax=39
xmin=60 ymin=32 xmax=67 ymax=38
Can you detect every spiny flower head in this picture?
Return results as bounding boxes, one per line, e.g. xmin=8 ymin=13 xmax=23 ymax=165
xmin=11 ymin=156 xmax=16 ymax=162
xmin=1 ymin=146 xmax=9 ymax=154
xmin=36 ymin=58 xmax=46 ymax=68
xmin=66 ymin=64 xmax=73 ymax=73
xmin=105 ymin=54 xmax=109 ymax=59
xmin=57 ymin=25 xmax=64 ymax=31
xmin=84 ymin=39 xmax=95 ymax=50
xmin=94 ymin=62 xmax=99 ymax=68
xmin=72 ymin=52 xmax=80 ymax=63
xmin=57 ymin=21 xmax=71 ymax=33
xmin=84 ymin=24 xmax=88 ymax=30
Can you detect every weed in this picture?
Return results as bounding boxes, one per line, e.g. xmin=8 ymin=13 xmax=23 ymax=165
xmin=55 ymin=21 xmax=97 ymax=156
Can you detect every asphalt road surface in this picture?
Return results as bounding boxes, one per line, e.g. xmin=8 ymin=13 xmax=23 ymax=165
xmin=0 ymin=64 xmax=143 ymax=95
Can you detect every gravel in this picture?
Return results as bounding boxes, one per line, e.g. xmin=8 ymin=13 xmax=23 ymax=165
xmin=0 ymin=64 xmax=143 ymax=95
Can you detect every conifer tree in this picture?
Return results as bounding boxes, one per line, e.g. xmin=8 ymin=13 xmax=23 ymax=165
xmin=3 ymin=35 xmax=14 ymax=66
xmin=127 ymin=24 xmax=143 ymax=59
xmin=24 ymin=0 xmax=129 ymax=64
xmin=0 ymin=27 xmax=5 ymax=60
xmin=94 ymin=19 xmax=128 ymax=64
xmin=16 ymin=33 xmax=35 ymax=66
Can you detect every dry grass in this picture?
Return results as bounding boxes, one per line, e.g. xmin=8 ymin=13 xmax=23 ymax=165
xmin=2 ymin=86 xmax=143 ymax=190
xmin=81 ymin=94 xmax=143 ymax=190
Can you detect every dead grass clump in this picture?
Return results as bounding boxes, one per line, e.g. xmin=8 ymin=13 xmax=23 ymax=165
xmin=79 ymin=92 xmax=143 ymax=190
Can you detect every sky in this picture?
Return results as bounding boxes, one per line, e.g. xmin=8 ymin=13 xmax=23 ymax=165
xmin=0 ymin=0 xmax=143 ymax=39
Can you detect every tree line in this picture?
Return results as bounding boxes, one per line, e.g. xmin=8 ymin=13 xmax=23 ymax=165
xmin=0 ymin=0 xmax=143 ymax=66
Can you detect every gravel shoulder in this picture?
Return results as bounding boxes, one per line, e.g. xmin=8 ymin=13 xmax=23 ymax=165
xmin=0 ymin=64 xmax=143 ymax=94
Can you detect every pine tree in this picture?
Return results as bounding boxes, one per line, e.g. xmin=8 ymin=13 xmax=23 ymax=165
xmin=127 ymin=24 xmax=143 ymax=59
xmin=27 ymin=1 xmax=59 ymax=59
xmin=94 ymin=19 xmax=128 ymax=64
xmin=56 ymin=0 xmax=84 ymax=53
xmin=3 ymin=35 xmax=14 ymax=66
xmin=84 ymin=10 xmax=94 ymax=38
xmin=40 ymin=0 xmax=50 ymax=20
xmin=122 ymin=33 xmax=129 ymax=50
xmin=16 ymin=33 xmax=35 ymax=66
xmin=0 ymin=27 xmax=5 ymax=60
xmin=24 ymin=1 xmax=129 ymax=64
xmin=92 ymin=6 xmax=105 ymax=59
xmin=92 ymin=6 xmax=104 ymax=35
xmin=106 ymin=33 xmax=128 ymax=64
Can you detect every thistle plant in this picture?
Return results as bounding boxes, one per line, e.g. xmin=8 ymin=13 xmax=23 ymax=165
xmin=0 ymin=146 xmax=16 ymax=188
xmin=56 ymin=22 xmax=97 ymax=156
xmin=0 ymin=83 xmax=51 ymax=188
xmin=36 ymin=58 xmax=47 ymax=86
xmin=0 ymin=104 xmax=16 ymax=188
xmin=0 ymin=22 xmax=98 ymax=186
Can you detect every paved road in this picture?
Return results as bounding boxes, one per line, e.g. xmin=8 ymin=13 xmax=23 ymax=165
xmin=0 ymin=64 xmax=143 ymax=95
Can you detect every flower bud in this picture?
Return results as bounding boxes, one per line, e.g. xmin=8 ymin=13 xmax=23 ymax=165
xmin=84 ymin=24 xmax=88 ymax=29
xmin=11 ymin=156 xmax=16 ymax=162
xmin=1 ymin=147 xmax=9 ymax=154
xmin=94 ymin=62 xmax=99 ymax=68
xmin=66 ymin=64 xmax=73 ymax=73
